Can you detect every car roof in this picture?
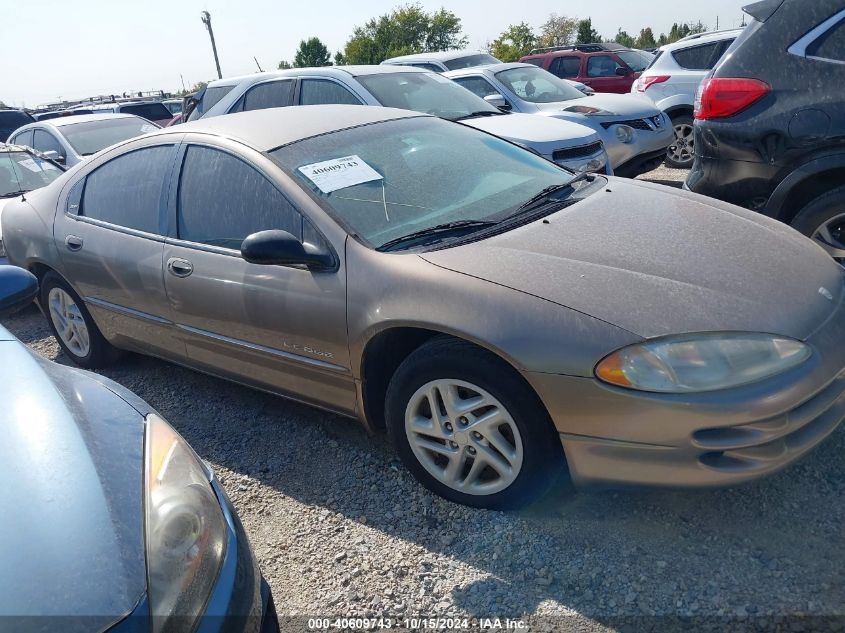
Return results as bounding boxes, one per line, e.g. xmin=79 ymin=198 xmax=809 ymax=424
xmin=149 ymin=104 xmax=428 ymax=151
xmin=383 ymin=50 xmax=491 ymax=63
xmin=444 ymin=62 xmax=532 ymax=76
xmin=660 ymin=29 xmax=744 ymax=51
xmin=205 ymin=65 xmax=431 ymax=90
xmin=38 ymin=112 xmax=140 ymax=127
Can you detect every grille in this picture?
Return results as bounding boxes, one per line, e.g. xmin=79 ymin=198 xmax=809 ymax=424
xmin=552 ymin=141 xmax=604 ymax=162
xmin=601 ymin=118 xmax=652 ymax=130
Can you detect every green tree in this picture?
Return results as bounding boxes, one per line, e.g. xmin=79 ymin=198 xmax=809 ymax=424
xmin=293 ymin=37 xmax=331 ymax=68
xmin=575 ymin=18 xmax=601 ymax=44
xmin=426 ymin=8 xmax=468 ymax=51
xmin=277 ymin=60 xmax=293 ymax=69
xmin=635 ymin=27 xmax=657 ymax=49
xmin=190 ymin=81 xmax=208 ymax=93
xmin=489 ymin=22 xmax=537 ymax=62
xmin=538 ymin=13 xmax=578 ymax=48
xmin=342 ymin=4 xmax=468 ymax=64
xmin=334 ymin=51 xmax=346 ymax=65
xmin=613 ymin=28 xmax=636 ymax=48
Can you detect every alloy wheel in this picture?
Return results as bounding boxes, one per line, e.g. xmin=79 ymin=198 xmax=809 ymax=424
xmin=404 ymin=379 xmax=524 ymax=496
xmin=667 ymin=122 xmax=694 ymax=166
xmin=48 ymin=287 xmax=91 ymax=358
xmin=812 ymin=212 xmax=845 ymax=264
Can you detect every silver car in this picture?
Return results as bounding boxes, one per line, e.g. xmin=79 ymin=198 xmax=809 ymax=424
xmin=7 ymin=113 xmax=160 ymax=167
xmin=4 ymin=106 xmax=844 ymax=510
xmin=198 ymin=66 xmax=610 ymax=175
xmin=445 ymin=63 xmax=675 ymax=177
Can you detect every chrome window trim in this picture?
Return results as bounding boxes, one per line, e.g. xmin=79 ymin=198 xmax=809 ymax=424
xmin=788 ymin=9 xmax=845 ymax=66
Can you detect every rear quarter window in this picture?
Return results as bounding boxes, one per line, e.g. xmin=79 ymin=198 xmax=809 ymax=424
xmin=671 ymin=42 xmax=721 ymax=70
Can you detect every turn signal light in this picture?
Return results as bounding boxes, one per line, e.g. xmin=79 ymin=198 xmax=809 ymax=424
xmin=694 ymin=78 xmax=770 ymax=120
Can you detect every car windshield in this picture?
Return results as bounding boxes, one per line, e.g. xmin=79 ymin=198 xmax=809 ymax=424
xmin=494 ymin=66 xmax=585 ymax=103
xmin=270 ymin=116 xmax=575 ymax=250
xmin=443 ymin=53 xmax=501 ymax=70
xmin=618 ymin=50 xmax=653 ymax=71
xmin=60 ymin=117 xmax=159 ymax=156
xmin=356 ymin=72 xmax=500 ymax=121
xmin=0 ymin=151 xmax=62 ymax=197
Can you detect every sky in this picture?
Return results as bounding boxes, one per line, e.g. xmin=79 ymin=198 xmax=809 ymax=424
xmin=1 ymin=0 xmax=748 ymax=107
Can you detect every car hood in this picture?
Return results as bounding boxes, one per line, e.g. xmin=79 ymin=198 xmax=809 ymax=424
xmin=535 ymin=93 xmax=660 ymax=119
xmin=461 ymin=113 xmax=598 ymax=153
xmin=421 ymin=179 xmax=844 ymax=340
xmin=0 ymin=337 xmax=146 ymax=630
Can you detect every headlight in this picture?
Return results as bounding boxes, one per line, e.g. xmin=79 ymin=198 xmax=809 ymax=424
xmin=145 ymin=414 xmax=227 ymax=632
xmin=595 ymin=333 xmax=811 ymax=393
xmin=615 ymin=125 xmax=635 ymax=144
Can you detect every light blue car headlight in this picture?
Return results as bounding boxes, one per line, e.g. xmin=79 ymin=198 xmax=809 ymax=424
xmin=615 ymin=125 xmax=635 ymax=144
xmin=145 ymin=414 xmax=227 ymax=632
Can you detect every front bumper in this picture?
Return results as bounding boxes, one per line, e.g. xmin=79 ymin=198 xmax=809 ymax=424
xmin=597 ymin=115 xmax=674 ymax=174
xmin=614 ymin=147 xmax=667 ymax=179
xmin=524 ymin=293 xmax=845 ymax=489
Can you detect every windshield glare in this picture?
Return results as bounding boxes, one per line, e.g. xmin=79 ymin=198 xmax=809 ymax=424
xmin=357 ymin=72 xmax=499 ymax=121
xmin=270 ymin=117 xmax=574 ymax=250
xmin=495 ymin=67 xmax=585 ymax=103
xmin=0 ymin=151 xmax=62 ymax=196
xmin=618 ymin=50 xmax=652 ymax=71
xmin=443 ymin=53 xmax=501 ymax=70
xmin=61 ymin=118 xmax=159 ymax=156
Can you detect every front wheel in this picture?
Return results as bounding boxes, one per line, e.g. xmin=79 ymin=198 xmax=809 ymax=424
xmin=664 ymin=114 xmax=695 ymax=169
xmin=790 ymin=186 xmax=845 ymax=266
xmin=385 ymin=337 xmax=566 ymax=510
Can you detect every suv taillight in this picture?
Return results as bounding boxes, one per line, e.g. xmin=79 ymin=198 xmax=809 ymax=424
xmin=694 ymin=78 xmax=770 ymax=120
xmin=637 ymin=75 xmax=670 ymax=92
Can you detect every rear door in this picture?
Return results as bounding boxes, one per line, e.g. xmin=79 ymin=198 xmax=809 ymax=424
xmin=52 ymin=139 xmax=185 ymax=359
xmin=228 ymin=79 xmax=296 ymax=113
xmin=161 ymin=137 xmax=355 ymax=414
xmin=295 ymin=78 xmax=364 ymax=105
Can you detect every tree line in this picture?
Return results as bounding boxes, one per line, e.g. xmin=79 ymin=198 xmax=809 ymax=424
xmin=275 ymin=3 xmax=710 ymax=69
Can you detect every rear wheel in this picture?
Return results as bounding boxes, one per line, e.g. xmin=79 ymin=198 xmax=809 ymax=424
xmin=790 ymin=186 xmax=845 ymax=266
xmin=385 ymin=337 xmax=566 ymax=510
xmin=665 ymin=114 xmax=695 ymax=169
xmin=40 ymin=272 xmax=121 ymax=368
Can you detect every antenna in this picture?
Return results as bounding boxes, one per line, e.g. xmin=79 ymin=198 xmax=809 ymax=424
xmin=254 ymin=56 xmax=264 ymax=72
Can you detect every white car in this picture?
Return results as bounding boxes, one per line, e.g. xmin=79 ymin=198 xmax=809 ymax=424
xmin=7 ymin=113 xmax=160 ymax=168
xmin=381 ymin=50 xmax=502 ymax=73
xmin=632 ymin=29 xmax=743 ymax=167
xmin=197 ymin=66 xmax=611 ymax=175
xmin=445 ymin=63 xmax=674 ymax=178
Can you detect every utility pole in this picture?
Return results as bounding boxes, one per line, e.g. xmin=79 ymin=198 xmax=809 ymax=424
xmin=716 ymin=16 xmax=719 ymax=30
xmin=180 ymin=74 xmax=187 ymax=92
xmin=201 ymin=11 xmax=223 ymax=79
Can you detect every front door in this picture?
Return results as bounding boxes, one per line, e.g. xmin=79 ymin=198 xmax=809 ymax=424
xmin=162 ymin=141 xmax=355 ymax=414
xmin=52 ymin=143 xmax=185 ymax=359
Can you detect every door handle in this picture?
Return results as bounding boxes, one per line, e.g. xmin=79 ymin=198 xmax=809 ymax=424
xmin=167 ymin=257 xmax=193 ymax=278
xmin=65 ymin=235 xmax=83 ymax=251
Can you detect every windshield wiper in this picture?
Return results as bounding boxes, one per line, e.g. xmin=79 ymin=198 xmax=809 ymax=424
xmin=0 ymin=190 xmax=25 ymax=199
xmin=510 ymin=173 xmax=595 ymax=216
xmin=377 ymin=219 xmax=499 ymax=252
xmin=453 ymin=110 xmax=502 ymax=121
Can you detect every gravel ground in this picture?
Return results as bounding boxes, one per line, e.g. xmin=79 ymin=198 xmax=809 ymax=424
xmin=4 ymin=167 xmax=844 ymax=632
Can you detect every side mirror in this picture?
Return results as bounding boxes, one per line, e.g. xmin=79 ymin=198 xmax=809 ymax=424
xmin=240 ymin=230 xmax=333 ymax=270
xmin=0 ymin=266 xmax=39 ymax=318
xmin=484 ymin=94 xmax=511 ymax=111
xmin=615 ymin=67 xmax=632 ymax=77
xmin=42 ymin=150 xmax=66 ymax=164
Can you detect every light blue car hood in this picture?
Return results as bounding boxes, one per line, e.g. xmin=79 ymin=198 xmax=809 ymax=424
xmin=0 ymin=334 xmax=147 ymax=632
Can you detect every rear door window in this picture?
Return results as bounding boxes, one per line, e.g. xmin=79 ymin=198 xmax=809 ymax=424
xmin=451 ymin=76 xmax=500 ymax=99
xmin=177 ymin=145 xmax=303 ymax=250
xmin=81 ymin=145 xmax=174 ymax=233
xmin=671 ymin=42 xmax=721 ymax=70
xmin=549 ymin=56 xmax=582 ymax=78
xmin=808 ymin=16 xmax=845 ymax=62
xmin=121 ymin=103 xmax=171 ymax=121
xmin=234 ymin=80 xmax=295 ymax=112
xmin=299 ymin=79 xmax=362 ymax=105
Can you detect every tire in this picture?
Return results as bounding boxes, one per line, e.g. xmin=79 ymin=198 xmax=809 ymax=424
xmin=664 ymin=114 xmax=695 ymax=169
xmin=385 ymin=337 xmax=566 ymax=510
xmin=40 ymin=271 xmax=122 ymax=368
xmin=790 ymin=186 xmax=845 ymax=264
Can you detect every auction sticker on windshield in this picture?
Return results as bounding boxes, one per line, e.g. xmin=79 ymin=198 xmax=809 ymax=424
xmin=299 ymin=155 xmax=383 ymax=194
